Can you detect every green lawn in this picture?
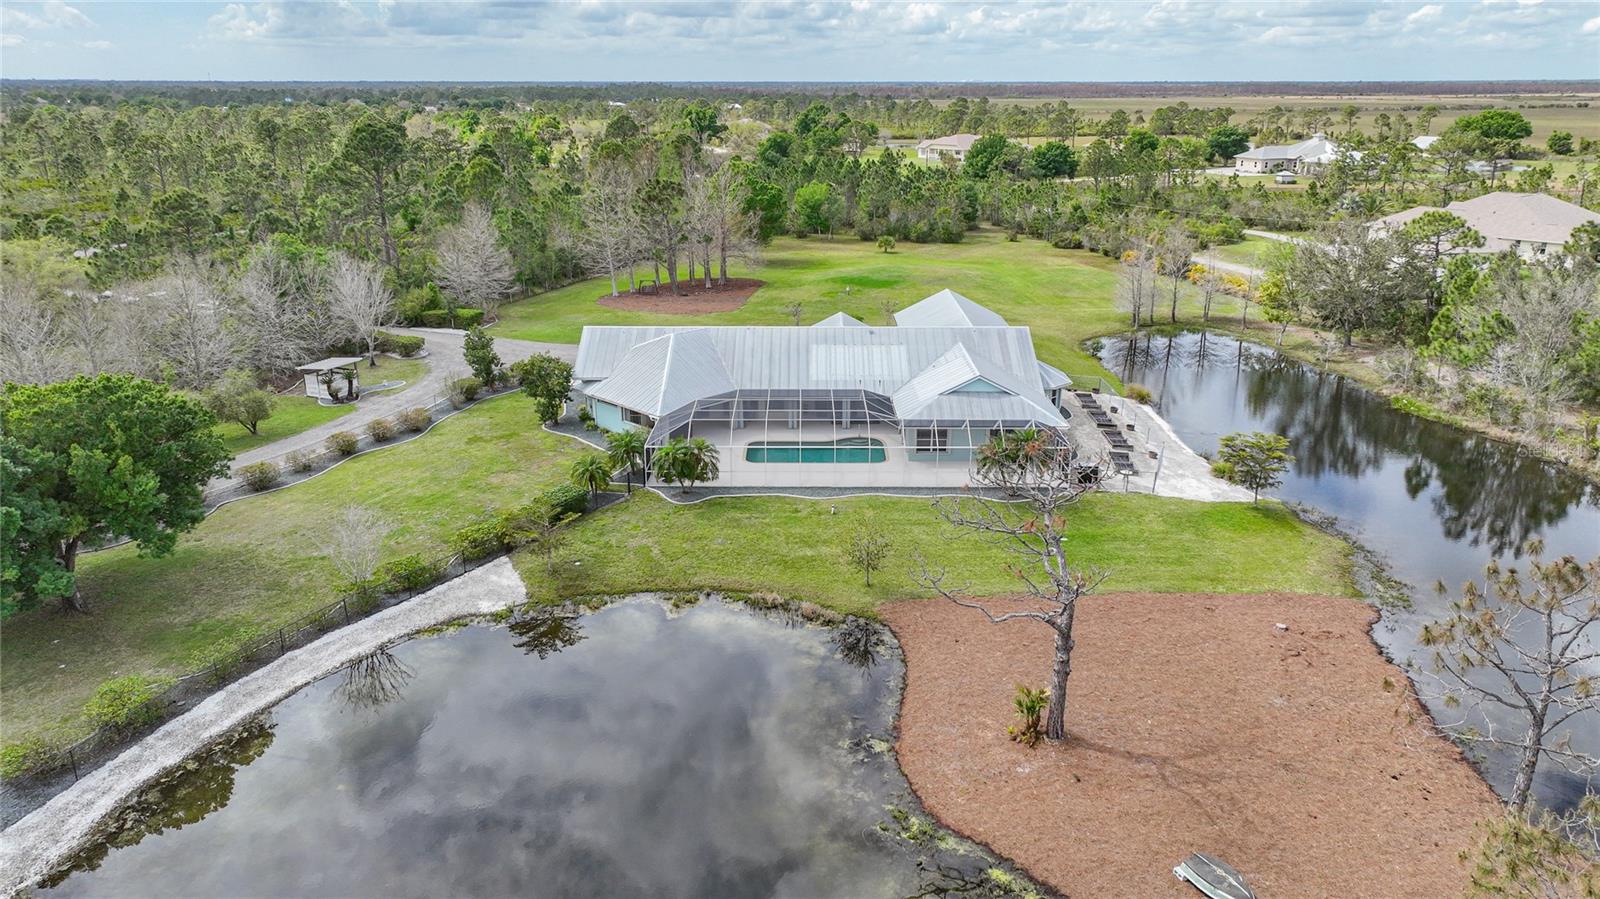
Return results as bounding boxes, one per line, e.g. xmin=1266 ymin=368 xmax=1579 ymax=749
xmin=216 ymin=396 xmax=353 ymax=454
xmin=1 ymin=391 xmax=581 ymax=747
xmin=1203 ymin=236 xmax=1285 ymax=269
xmin=493 ymin=228 xmax=1238 ymax=384
xmin=213 ymin=356 xmax=430 ymax=454
xmin=517 ymin=491 xmax=1355 ymax=618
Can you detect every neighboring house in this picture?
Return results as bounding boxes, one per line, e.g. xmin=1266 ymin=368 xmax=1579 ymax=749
xmin=571 ymin=290 xmax=1074 ymax=487
xmin=916 ymin=133 xmax=981 ymax=162
xmin=1232 ymin=133 xmax=1357 ymax=175
xmin=1411 ymin=135 xmax=1440 ymax=151
xmin=1369 ymin=191 xmax=1600 ymax=259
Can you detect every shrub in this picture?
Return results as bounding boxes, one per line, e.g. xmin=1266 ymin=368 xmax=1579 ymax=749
xmin=236 ymin=461 xmax=282 ymax=492
xmin=1125 ymin=384 xmax=1153 ymax=404
xmin=451 ymin=376 xmax=483 ymax=404
xmin=373 ymin=554 xmax=444 ymax=593
xmin=0 ymin=737 xmax=59 ymax=780
xmin=397 ymin=283 xmax=443 ymax=326
xmin=83 ymin=676 xmax=169 ymax=730
xmin=327 ymin=431 xmax=359 ymax=456
xmin=376 ymin=330 xmax=425 ymax=357
xmin=449 ymin=516 xmax=515 ymax=560
xmin=417 ymin=307 xmax=484 ymax=329
xmin=454 ymin=308 xmax=485 ymax=329
xmin=1210 ymin=460 xmax=1236 ymax=480
xmin=366 ymin=417 xmax=396 ymax=442
xmin=397 ymin=407 xmax=431 ymax=432
xmin=285 ymin=448 xmax=316 ymax=472
xmin=542 ymin=483 xmax=588 ymax=519
xmin=1007 ymin=684 xmax=1049 ymax=748
xmin=1050 ymin=233 xmax=1084 ymax=250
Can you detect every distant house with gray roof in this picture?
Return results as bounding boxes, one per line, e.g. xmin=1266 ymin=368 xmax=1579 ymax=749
xmin=572 ymin=290 xmax=1073 ymax=487
xmin=916 ymin=134 xmax=982 ymax=162
xmin=1369 ymin=191 xmax=1600 ymax=259
xmin=1232 ymin=133 xmax=1357 ymax=176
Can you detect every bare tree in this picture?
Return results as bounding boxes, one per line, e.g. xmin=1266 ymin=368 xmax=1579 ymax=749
xmin=1116 ymin=241 xmax=1158 ymax=328
xmin=1481 ymin=261 xmax=1599 ymax=425
xmin=1158 ymin=224 xmax=1198 ymax=323
xmin=328 ymin=253 xmax=395 ymax=367
xmin=579 ymin=151 xmax=643 ymax=297
xmin=1194 ymin=263 xmax=1226 ymax=323
xmin=323 ymin=505 xmax=392 ymax=588
xmin=915 ymin=430 xmax=1106 ymax=742
xmin=1417 ymin=542 xmax=1599 ymax=812
xmin=0 ymin=283 xmax=72 ymax=384
xmin=434 ymin=202 xmax=516 ymax=323
xmin=703 ymin=162 xmax=760 ymax=285
xmin=145 ymin=259 xmax=236 ymax=391
xmin=234 ymin=241 xmax=330 ymax=376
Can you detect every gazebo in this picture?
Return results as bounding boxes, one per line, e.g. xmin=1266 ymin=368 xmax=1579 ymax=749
xmin=296 ymin=357 xmax=364 ymax=402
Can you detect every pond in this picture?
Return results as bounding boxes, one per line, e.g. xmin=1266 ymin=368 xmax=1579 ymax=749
xmin=40 ymin=597 xmax=1040 ymax=899
xmin=1100 ymin=331 xmax=1600 ymax=809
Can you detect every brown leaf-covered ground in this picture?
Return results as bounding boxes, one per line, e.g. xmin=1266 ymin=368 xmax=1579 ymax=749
xmin=884 ymin=593 xmax=1501 ymax=899
xmin=595 ymin=277 xmax=764 ymax=313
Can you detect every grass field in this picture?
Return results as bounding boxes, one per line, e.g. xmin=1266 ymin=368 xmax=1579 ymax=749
xmin=517 ymin=491 xmax=1356 ymax=618
xmin=213 ymin=357 xmax=430 ymax=454
xmin=978 ymin=93 xmax=1600 ymax=142
xmin=1203 ymin=236 xmax=1288 ymax=269
xmin=1 ymin=391 xmax=582 ymax=746
xmin=493 ymin=228 xmax=1238 ymax=384
xmin=215 ymin=396 xmax=353 ymax=454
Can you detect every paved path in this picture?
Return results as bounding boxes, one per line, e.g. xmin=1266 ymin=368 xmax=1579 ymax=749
xmin=1243 ymin=228 xmax=1305 ymax=244
xmin=0 ymin=558 xmax=529 ymax=898
xmin=1192 ymin=253 xmax=1263 ymax=280
xmin=210 ymin=329 xmax=577 ymax=493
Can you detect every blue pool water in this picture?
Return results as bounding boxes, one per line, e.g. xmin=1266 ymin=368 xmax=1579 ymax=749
xmin=745 ymin=438 xmax=887 ymax=463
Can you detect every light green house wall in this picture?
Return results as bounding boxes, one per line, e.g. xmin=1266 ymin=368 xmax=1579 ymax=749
xmin=591 ymin=400 xmax=640 ymax=433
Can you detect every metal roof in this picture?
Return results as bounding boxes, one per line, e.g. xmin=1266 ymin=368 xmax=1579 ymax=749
xmin=892 ymin=343 xmax=1065 ymax=426
xmin=812 ymin=311 xmax=869 ymax=328
xmin=1036 ymin=359 xmax=1074 ymax=390
xmin=584 ymin=329 xmax=735 ymax=416
xmin=893 ymin=289 xmax=1009 ymax=328
xmin=295 ymin=356 xmax=365 ymax=373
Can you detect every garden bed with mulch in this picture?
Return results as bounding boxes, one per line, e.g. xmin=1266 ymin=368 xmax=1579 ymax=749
xmin=595 ymin=277 xmax=764 ymax=313
xmin=883 ymin=593 xmax=1500 ymax=899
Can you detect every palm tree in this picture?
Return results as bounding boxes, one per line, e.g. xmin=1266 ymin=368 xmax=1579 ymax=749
xmin=651 ymin=438 xmax=691 ymax=490
xmin=606 ymin=428 xmax=646 ymax=492
xmin=684 ymin=437 xmax=720 ymax=490
xmin=570 ymin=453 xmax=612 ymax=503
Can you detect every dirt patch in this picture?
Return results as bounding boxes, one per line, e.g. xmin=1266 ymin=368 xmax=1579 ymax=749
xmin=883 ymin=593 xmax=1500 ymax=899
xmin=596 ymin=278 xmax=764 ymax=314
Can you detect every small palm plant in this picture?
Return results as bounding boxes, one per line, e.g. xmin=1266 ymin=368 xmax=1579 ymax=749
xmin=651 ymin=438 xmax=691 ymax=490
xmin=569 ymin=453 xmax=612 ymax=503
xmin=1008 ymin=684 xmax=1049 ymax=748
xmin=606 ymin=428 xmax=647 ymax=491
xmin=685 ymin=437 xmax=720 ymax=489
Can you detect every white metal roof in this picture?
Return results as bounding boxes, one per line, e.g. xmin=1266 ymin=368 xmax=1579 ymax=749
xmin=295 ymin=356 xmax=365 ymax=373
xmin=1036 ymin=359 xmax=1074 ymax=390
xmin=893 ymin=289 xmax=1009 ymax=328
xmin=891 ymin=343 xmax=1064 ymax=426
xmin=812 ymin=311 xmax=869 ymax=328
xmin=584 ymin=329 xmax=735 ymax=416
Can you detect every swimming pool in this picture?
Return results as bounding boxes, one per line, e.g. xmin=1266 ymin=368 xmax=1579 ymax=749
xmin=745 ymin=438 xmax=887 ymax=463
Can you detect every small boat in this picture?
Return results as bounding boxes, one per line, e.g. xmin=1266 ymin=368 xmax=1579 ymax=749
xmin=1174 ymin=852 xmax=1257 ymax=899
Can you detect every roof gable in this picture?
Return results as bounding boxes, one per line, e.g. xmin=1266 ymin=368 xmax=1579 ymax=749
xmin=586 ymin=329 xmax=735 ymax=416
xmin=893 ymin=289 xmax=1009 ymax=328
xmin=812 ymin=311 xmax=869 ymax=328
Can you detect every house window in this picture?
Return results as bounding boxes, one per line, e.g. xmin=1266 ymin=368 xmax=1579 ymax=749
xmin=623 ymin=408 xmax=654 ymax=428
xmin=914 ymin=428 xmax=949 ymax=453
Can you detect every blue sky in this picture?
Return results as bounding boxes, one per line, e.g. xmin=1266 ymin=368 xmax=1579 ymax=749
xmin=2 ymin=1 xmax=1597 ymax=82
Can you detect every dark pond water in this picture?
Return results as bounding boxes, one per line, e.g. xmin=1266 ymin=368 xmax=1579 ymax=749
xmin=1100 ymin=331 xmax=1600 ymax=808
xmin=42 ymin=598 xmax=1037 ymax=899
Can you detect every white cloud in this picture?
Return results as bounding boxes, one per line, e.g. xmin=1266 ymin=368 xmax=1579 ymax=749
xmin=1582 ymin=15 xmax=1600 ymax=33
xmin=1405 ymin=4 xmax=1443 ymax=25
xmin=82 ymin=38 xmax=111 ymax=49
xmin=41 ymin=0 xmax=92 ymax=27
xmin=0 ymin=31 xmax=24 ymax=47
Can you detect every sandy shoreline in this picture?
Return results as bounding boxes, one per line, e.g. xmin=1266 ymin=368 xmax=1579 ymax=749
xmin=884 ymin=592 xmax=1501 ymax=898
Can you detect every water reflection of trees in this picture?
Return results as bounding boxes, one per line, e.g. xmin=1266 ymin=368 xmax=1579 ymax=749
xmin=335 ymin=648 xmax=416 ymax=712
xmin=1099 ymin=332 xmax=1598 ymax=557
xmin=43 ymin=718 xmax=276 ymax=885
xmin=508 ymin=608 xmax=585 ymax=659
xmin=832 ymin=617 xmax=886 ymax=670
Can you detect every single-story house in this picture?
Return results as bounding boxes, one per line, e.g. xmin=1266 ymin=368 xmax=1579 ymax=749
xmin=1232 ymin=133 xmax=1357 ymax=176
xmin=571 ymin=290 xmax=1074 ymax=487
xmin=1411 ymin=135 xmax=1440 ymax=151
xmin=916 ymin=133 xmax=982 ymax=162
xmin=1368 ymin=191 xmax=1600 ymax=259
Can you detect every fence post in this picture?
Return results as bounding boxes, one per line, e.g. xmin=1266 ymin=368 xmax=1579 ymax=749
xmin=68 ymin=746 xmax=79 ymax=781
xmin=341 ymin=597 xmax=350 ymax=624
xmin=277 ymin=628 xmax=286 ymax=655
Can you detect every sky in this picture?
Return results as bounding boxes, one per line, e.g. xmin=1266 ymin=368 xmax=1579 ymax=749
xmin=1 ymin=0 xmax=1598 ymax=83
